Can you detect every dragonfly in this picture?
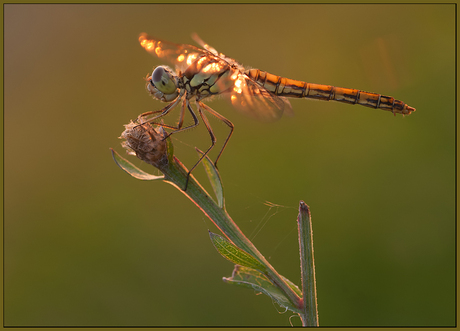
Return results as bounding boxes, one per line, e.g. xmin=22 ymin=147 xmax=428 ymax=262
xmin=138 ymin=33 xmax=415 ymax=189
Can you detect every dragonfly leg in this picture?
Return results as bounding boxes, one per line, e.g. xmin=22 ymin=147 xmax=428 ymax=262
xmin=183 ymin=101 xmax=217 ymax=191
xmin=137 ymin=98 xmax=201 ymax=136
xmin=137 ymin=97 xmax=181 ymax=127
xmin=198 ymin=101 xmax=234 ymax=168
xmin=161 ymin=99 xmax=200 ymax=141
xmin=177 ymin=99 xmax=187 ymax=129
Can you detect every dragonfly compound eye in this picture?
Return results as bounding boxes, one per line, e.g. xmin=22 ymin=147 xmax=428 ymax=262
xmin=152 ymin=66 xmax=177 ymax=95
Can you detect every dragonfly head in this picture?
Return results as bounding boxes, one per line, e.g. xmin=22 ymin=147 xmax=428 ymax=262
xmin=146 ymin=66 xmax=179 ymax=102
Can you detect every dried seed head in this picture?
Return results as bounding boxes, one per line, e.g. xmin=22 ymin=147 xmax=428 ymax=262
xmin=120 ymin=121 xmax=168 ymax=169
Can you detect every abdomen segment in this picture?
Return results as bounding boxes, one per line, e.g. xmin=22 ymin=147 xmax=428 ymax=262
xmin=246 ymin=69 xmax=415 ymax=115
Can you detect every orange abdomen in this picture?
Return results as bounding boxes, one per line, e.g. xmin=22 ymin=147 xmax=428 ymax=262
xmin=246 ymin=69 xmax=415 ymax=115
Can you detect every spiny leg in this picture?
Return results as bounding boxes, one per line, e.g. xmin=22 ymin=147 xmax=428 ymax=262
xmin=198 ymin=101 xmax=234 ymax=168
xmin=162 ymin=99 xmax=200 ymax=141
xmin=177 ymin=99 xmax=187 ymax=130
xmin=184 ymin=101 xmax=217 ymax=191
xmin=137 ymin=97 xmax=181 ymax=126
xmin=138 ymin=98 xmax=199 ymax=139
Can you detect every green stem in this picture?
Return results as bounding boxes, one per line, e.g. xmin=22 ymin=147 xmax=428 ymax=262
xmin=162 ymin=156 xmax=302 ymax=310
xmin=297 ymin=201 xmax=319 ymax=326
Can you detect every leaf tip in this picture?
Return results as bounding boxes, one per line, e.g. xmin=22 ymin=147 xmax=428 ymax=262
xmin=298 ymin=201 xmax=310 ymax=218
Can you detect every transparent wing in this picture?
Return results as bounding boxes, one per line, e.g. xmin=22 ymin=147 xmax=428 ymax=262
xmin=191 ymin=33 xmax=219 ymax=55
xmin=228 ymin=73 xmax=293 ymax=122
xmin=140 ymin=33 xmax=293 ymax=121
xmin=191 ymin=33 xmax=245 ymax=71
xmin=188 ymin=35 xmax=293 ymax=121
xmin=139 ymin=33 xmax=210 ymax=72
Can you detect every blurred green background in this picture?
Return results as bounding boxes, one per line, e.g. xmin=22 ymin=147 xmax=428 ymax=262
xmin=4 ymin=4 xmax=455 ymax=327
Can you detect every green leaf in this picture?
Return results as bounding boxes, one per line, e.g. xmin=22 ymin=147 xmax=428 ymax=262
xmin=209 ymin=232 xmax=266 ymax=272
xmin=223 ymin=265 xmax=302 ymax=314
xmin=196 ymin=148 xmax=224 ymax=208
xmin=163 ymin=127 xmax=175 ymax=164
xmin=282 ymin=274 xmax=303 ymax=298
xmin=297 ymin=200 xmax=319 ymax=326
xmin=111 ymin=148 xmax=164 ymax=180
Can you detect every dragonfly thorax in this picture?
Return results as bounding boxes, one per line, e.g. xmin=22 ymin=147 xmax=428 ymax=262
xmin=146 ymin=65 xmax=180 ymax=102
xmin=181 ymin=56 xmax=238 ymax=100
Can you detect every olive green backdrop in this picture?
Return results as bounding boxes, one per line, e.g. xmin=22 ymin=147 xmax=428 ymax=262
xmin=4 ymin=4 xmax=455 ymax=327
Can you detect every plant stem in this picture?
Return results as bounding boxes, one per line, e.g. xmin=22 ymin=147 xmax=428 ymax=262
xmin=115 ymin=122 xmax=303 ymax=314
xmin=297 ymin=201 xmax=319 ymax=326
xmin=162 ymin=156 xmax=302 ymax=310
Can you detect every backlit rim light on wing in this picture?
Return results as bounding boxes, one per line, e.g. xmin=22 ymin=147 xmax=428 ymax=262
xmin=186 ymin=53 xmax=198 ymax=66
xmin=139 ymin=37 xmax=154 ymax=50
xmin=233 ymin=77 xmax=244 ymax=94
xmin=139 ymin=35 xmax=164 ymax=57
xmin=202 ymin=63 xmax=222 ymax=73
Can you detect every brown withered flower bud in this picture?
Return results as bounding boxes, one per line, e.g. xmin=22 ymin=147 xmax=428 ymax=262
xmin=120 ymin=121 xmax=168 ymax=169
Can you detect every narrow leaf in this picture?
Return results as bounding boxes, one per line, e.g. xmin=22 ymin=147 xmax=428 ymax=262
xmin=297 ymin=201 xmax=319 ymax=326
xmin=196 ymin=148 xmax=224 ymax=208
xmin=223 ymin=265 xmax=302 ymax=314
xmin=209 ymin=232 xmax=266 ymax=272
xmin=282 ymin=274 xmax=303 ymax=298
xmin=111 ymin=148 xmax=164 ymax=180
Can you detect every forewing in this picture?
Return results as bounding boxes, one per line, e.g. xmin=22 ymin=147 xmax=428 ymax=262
xmin=191 ymin=33 xmax=246 ymax=71
xmin=139 ymin=33 xmax=209 ymax=72
xmin=191 ymin=33 xmax=219 ymax=55
xmin=228 ymin=73 xmax=292 ymax=122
